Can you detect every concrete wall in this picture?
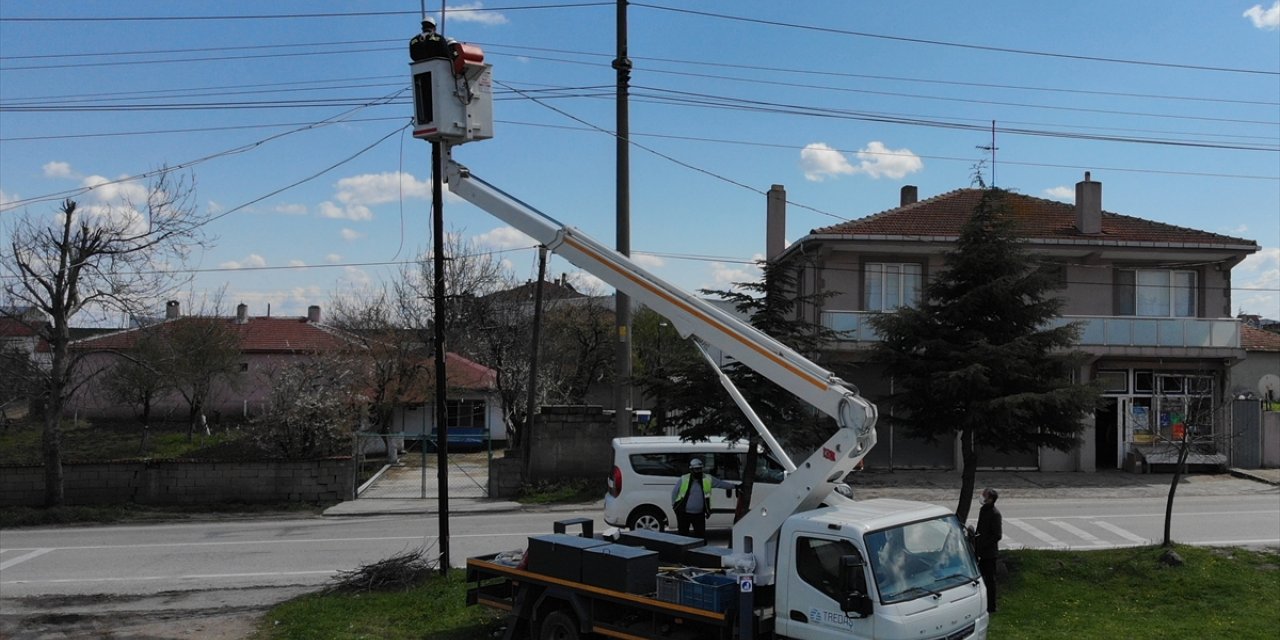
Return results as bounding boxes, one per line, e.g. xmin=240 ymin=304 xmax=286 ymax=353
xmin=526 ymin=405 xmax=615 ymax=482
xmin=0 ymin=458 xmax=354 ymax=507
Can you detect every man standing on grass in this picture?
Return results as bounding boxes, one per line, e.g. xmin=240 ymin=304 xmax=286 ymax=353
xmin=974 ymin=487 xmax=1003 ymax=613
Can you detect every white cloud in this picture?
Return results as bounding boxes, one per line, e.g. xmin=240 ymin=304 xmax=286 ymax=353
xmin=437 ymin=3 xmax=509 ymax=25
xmin=340 ymin=228 xmax=364 ymax=241
xmin=850 ymin=141 xmax=924 ymax=179
xmin=1244 ymin=2 xmax=1280 ymax=29
xmin=339 ymin=266 xmax=373 ymax=289
xmin=632 ymin=253 xmax=667 ymax=270
xmin=274 ymin=203 xmax=308 ymax=215
xmin=43 ymin=161 xmax=74 ymax=178
xmin=288 ymin=259 xmax=307 ymax=267
xmin=1234 ymin=248 xmax=1280 ymax=318
xmin=800 ymin=143 xmax=856 ymax=182
xmin=219 ymin=254 xmax=268 ymax=270
xmin=81 ymin=174 xmax=149 ymax=204
xmin=318 ymin=200 xmax=372 ymax=221
xmin=207 ymin=200 xmax=225 ymax=214
xmin=0 ymin=189 xmax=18 ymax=207
xmin=475 ymin=225 xmax=535 ymax=250
xmin=316 ymin=171 xmax=433 ymax=221
xmin=707 ymin=257 xmax=763 ymax=289
xmin=325 ymin=253 xmax=343 ymax=263
xmin=566 ymin=270 xmax=606 ymax=294
xmin=801 ymin=141 xmax=923 ymax=181
xmin=1043 ymin=186 xmax=1074 ymax=202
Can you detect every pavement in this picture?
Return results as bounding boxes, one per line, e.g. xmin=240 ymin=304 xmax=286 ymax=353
xmin=323 ymin=467 xmax=1279 ymax=518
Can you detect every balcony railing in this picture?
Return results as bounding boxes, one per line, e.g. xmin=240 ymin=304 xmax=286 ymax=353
xmin=821 ymin=311 xmax=1241 ymax=349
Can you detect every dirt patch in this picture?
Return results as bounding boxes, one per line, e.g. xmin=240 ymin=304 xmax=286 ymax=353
xmin=1 ymin=585 xmax=313 ymax=640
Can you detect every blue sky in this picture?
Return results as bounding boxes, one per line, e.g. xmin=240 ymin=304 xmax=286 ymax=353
xmin=1 ymin=1 xmax=1277 ymax=323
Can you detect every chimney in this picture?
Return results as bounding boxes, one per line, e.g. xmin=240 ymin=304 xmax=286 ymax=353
xmin=236 ymin=303 xmax=248 ymax=324
xmin=900 ymin=185 xmax=918 ymax=206
xmin=766 ymin=184 xmax=786 ymax=260
xmin=165 ymin=300 xmax=180 ymax=319
xmin=1075 ymin=171 xmax=1102 ymax=235
xmin=307 ymin=305 xmax=321 ymax=324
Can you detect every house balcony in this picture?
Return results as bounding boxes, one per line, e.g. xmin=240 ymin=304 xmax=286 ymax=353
xmin=821 ymin=311 xmax=1245 ymax=360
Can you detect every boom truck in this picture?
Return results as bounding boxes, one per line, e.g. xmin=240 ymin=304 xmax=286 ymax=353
xmin=409 ymin=36 xmax=988 ymax=640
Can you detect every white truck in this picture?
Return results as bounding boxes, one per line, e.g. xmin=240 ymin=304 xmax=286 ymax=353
xmin=410 ymin=42 xmax=988 ymax=640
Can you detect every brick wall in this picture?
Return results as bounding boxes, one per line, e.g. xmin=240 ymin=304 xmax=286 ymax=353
xmin=0 ymin=458 xmax=354 ymax=506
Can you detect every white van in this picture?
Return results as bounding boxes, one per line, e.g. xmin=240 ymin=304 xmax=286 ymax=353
xmin=603 ymin=436 xmax=792 ymax=531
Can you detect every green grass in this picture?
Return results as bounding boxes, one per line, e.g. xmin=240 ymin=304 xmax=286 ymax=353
xmin=993 ymin=545 xmax=1280 ymax=639
xmin=0 ymin=418 xmax=255 ymax=465
xmin=254 ymin=546 xmax=1278 ymax=640
xmin=517 ymin=478 xmax=601 ymax=504
xmin=253 ymin=570 xmax=503 ymax=640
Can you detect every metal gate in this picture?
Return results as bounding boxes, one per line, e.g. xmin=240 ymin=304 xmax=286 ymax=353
xmin=354 ymin=432 xmax=493 ymax=499
xmin=1233 ymin=399 xmax=1263 ymax=469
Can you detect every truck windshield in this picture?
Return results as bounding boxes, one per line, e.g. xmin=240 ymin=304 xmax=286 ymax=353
xmin=864 ymin=515 xmax=979 ymax=604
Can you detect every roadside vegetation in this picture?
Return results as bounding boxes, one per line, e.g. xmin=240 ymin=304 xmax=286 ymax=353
xmin=0 ymin=417 xmax=255 ymax=466
xmin=255 ymin=544 xmax=1279 ymax=640
xmin=517 ymin=478 xmax=600 ymax=504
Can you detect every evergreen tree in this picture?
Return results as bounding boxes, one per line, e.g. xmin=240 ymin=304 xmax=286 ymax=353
xmin=639 ymin=260 xmax=840 ymax=520
xmin=870 ymin=188 xmax=1099 ymax=521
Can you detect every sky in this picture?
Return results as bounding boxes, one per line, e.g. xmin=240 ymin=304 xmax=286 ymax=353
xmin=1 ymin=1 xmax=1278 ymax=324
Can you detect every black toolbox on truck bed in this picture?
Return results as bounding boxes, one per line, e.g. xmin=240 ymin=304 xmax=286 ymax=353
xmin=526 ymin=534 xmax=608 ymax=582
xmin=581 ymin=543 xmax=660 ymax=594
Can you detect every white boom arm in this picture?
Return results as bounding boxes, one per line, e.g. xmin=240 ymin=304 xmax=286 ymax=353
xmin=444 ymin=157 xmax=877 ymax=585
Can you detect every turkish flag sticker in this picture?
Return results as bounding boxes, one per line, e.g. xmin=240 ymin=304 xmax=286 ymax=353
xmin=823 ymin=448 xmax=836 ymax=461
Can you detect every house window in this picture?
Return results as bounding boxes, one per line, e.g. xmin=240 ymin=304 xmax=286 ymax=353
xmin=445 ymin=399 xmax=485 ymax=428
xmin=1097 ymin=370 xmax=1128 ymax=394
xmin=864 ymin=263 xmax=922 ymax=311
xmin=1116 ymin=269 xmax=1196 ymax=317
xmin=238 ymin=362 xmax=249 ymax=372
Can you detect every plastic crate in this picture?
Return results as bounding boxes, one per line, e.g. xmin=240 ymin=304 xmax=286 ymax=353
xmin=656 ymin=572 xmax=736 ymax=613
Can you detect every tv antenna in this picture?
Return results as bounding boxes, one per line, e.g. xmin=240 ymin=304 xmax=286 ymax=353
xmin=975 ymin=120 xmax=998 ymax=187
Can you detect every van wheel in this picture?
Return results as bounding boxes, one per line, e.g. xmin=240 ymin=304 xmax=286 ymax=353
xmin=539 ymin=610 xmax=580 ymax=640
xmin=627 ymin=506 xmax=666 ymax=531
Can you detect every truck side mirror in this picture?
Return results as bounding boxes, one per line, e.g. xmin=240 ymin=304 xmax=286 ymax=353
xmin=839 ymin=554 xmax=874 ymax=617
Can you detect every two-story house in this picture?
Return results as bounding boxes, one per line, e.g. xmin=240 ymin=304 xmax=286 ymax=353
xmin=771 ymin=174 xmax=1260 ymax=473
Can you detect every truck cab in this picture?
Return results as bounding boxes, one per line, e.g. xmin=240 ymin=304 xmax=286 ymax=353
xmin=775 ymin=500 xmax=988 ymax=640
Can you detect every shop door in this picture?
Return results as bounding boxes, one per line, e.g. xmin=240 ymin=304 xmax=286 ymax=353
xmin=1096 ymin=398 xmax=1120 ymax=469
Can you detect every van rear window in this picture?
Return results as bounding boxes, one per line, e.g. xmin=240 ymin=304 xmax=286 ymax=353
xmin=628 ymin=452 xmax=784 ymax=483
xmin=629 ymin=453 xmax=688 ymax=477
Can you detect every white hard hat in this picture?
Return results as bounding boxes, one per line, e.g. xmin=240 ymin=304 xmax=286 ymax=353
xmin=689 ymin=458 xmax=704 ymax=470
xmin=422 ymin=15 xmax=437 ymax=29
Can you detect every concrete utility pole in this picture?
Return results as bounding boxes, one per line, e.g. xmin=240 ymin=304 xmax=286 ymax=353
xmin=612 ymin=0 xmax=633 ymax=437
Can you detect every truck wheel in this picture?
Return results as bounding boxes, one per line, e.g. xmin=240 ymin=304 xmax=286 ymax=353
xmin=627 ymin=506 xmax=666 ymax=531
xmin=539 ymin=610 xmax=580 ymax=640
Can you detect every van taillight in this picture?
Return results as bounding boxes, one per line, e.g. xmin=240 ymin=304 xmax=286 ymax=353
xmin=609 ymin=465 xmax=622 ymax=497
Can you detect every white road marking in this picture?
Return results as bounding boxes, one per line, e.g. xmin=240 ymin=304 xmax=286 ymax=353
xmin=1092 ymin=521 xmax=1149 ymax=544
xmin=1006 ymin=518 xmax=1067 ymax=549
xmin=0 ymin=531 xmax=537 ymax=554
xmin=1048 ymin=520 xmax=1105 ymax=546
xmin=0 ymin=548 xmax=53 ymax=571
xmin=3 ymin=569 xmax=337 ymax=586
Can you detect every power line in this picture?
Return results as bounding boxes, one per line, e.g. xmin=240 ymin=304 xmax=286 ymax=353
xmin=633 ymin=2 xmax=1280 ymax=77
xmin=0 ymin=3 xmax=611 ymax=22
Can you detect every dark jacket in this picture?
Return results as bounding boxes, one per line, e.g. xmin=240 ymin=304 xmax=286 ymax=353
xmin=975 ymin=502 xmax=1002 ymax=559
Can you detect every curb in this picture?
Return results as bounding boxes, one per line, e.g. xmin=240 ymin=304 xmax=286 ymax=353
xmin=1228 ymin=468 xmax=1280 ymax=486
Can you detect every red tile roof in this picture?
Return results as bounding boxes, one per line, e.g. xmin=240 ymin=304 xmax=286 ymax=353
xmin=1242 ymin=325 xmax=1280 ymax=353
xmin=74 ymin=316 xmax=355 ymax=354
xmin=810 ymin=189 xmax=1257 ymax=248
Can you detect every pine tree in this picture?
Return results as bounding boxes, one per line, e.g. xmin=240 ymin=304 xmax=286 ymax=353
xmin=869 ymin=188 xmax=1099 ymax=521
xmin=640 ymin=260 xmax=840 ymax=520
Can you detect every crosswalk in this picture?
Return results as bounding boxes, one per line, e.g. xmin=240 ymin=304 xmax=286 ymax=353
xmin=974 ymin=517 xmax=1154 ymax=550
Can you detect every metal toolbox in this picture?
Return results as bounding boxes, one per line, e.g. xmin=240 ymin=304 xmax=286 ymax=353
xmin=581 ymin=543 xmax=660 ymax=594
xmin=526 ymin=534 xmax=608 ymax=582
xmin=617 ymin=529 xmax=706 ymax=563
xmin=683 ymin=545 xmax=734 ymax=569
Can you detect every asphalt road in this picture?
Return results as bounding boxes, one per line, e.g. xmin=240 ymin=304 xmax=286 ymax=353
xmin=1 ymin=486 xmax=1276 ymax=638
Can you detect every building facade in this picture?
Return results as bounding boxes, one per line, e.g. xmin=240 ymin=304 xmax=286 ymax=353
xmin=772 ymin=174 xmax=1259 ymax=472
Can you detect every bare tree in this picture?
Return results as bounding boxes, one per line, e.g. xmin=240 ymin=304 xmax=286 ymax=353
xmin=540 ymin=293 xmax=616 ymax=405
xmin=101 ymin=326 xmax=173 ymax=453
xmin=330 ymin=286 xmax=427 ymax=464
xmin=162 ymin=315 xmax=241 ymax=440
xmin=0 ymin=172 xmax=211 ymax=505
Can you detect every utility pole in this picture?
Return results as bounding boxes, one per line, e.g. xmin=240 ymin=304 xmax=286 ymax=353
xmin=523 ymin=247 xmax=547 ymax=478
xmin=613 ymin=0 xmax=633 ymax=437
xmin=431 ymin=139 xmax=451 ymax=573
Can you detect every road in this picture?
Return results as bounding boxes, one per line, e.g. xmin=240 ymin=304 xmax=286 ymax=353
xmin=1 ymin=491 xmax=1276 ymax=637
